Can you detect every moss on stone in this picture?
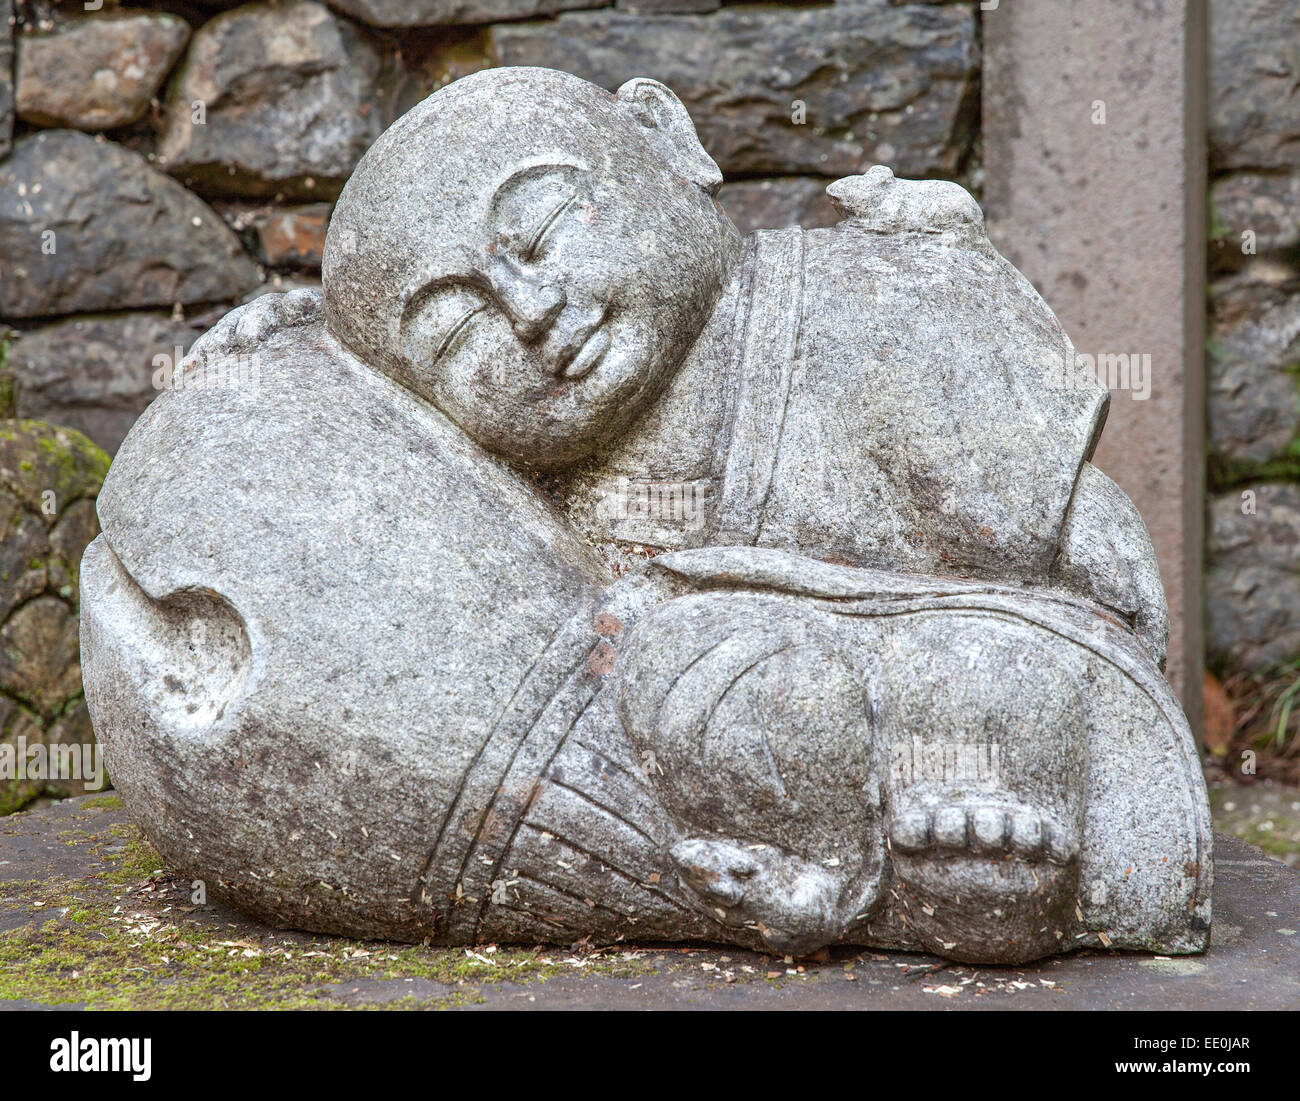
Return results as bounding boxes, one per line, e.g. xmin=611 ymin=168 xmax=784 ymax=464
xmin=1208 ymin=445 xmax=1300 ymax=492
xmin=0 ymin=806 xmax=655 ymax=1010
xmin=0 ymin=419 xmax=110 ymax=521
xmin=0 ymin=420 xmax=113 ymax=819
xmin=81 ymin=794 xmax=124 ymax=811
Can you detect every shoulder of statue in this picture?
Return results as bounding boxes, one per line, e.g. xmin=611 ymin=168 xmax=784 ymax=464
xmin=186 ymin=287 xmax=325 ymax=373
xmin=825 ymin=166 xmax=987 ymax=246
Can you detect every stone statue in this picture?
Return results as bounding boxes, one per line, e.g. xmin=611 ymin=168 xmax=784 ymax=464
xmin=80 ymin=67 xmax=1211 ymax=965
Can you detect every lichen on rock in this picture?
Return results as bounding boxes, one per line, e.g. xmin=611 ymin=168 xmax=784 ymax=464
xmin=0 ymin=420 xmax=110 ymax=814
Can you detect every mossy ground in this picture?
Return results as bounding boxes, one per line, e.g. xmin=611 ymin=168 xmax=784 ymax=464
xmin=0 ymin=798 xmax=665 ymax=1010
xmin=5 ymin=797 xmax=1298 ymax=1008
xmin=1209 ymin=781 xmax=1300 ymax=867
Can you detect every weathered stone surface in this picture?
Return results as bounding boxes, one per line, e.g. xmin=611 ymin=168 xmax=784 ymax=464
xmin=1211 ymin=171 xmax=1300 ymax=258
xmin=0 ymin=130 xmax=260 ymax=320
xmin=1209 ymin=0 xmax=1300 ymax=171
xmin=4 ymin=799 xmax=1295 ymax=1009
xmin=615 ymin=0 xmax=718 ymax=13
xmin=0 ymin=420 xmax=109 ymax=814
xmin=243 ymin=272 xmax=322 ymax=302
xmin=8 ymin=313 xmax=201 ymax=455
xmin=717 ymin=177 xmax=840 ymax=236
xmin=983 ymin=0 xmax=1206 ymax=719
xmin=1207 ymin=262 xmax=1299 ymax=331
xmin=252 ymin=203 xmax=332 ymax=269
xmin=1207 ymin=290 xmax=1300 ymax=472
xmin=490 ymin=1 xmax=979 ymax=177
xmin=15 ymin=11 xmax=189 ymax=130
xmin=324 ymin=0 xmax=604 ymax=26
xmin=0 ymin=0 xmax=12 ymax=158
xmin=81 ymin=69 xmax=1208 ymax=965
xmin=1208 ymin=483 xmax=1300 ymax=672
xmin=157 ymin=1 xmax=387 ymax=200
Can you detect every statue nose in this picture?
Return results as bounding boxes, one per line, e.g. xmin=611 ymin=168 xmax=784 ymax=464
xmin=488 ymin=258 xmax=566 ymax=344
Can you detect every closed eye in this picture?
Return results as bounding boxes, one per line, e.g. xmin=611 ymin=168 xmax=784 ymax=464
xmin=433 ymin=304 xmax=485 ymax=362
xmin=524 ymin=194 xmax=577 ymax=260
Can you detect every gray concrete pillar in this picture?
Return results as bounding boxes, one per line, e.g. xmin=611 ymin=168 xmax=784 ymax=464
xmin=982 ymin=0 xmax=1208 ymax=731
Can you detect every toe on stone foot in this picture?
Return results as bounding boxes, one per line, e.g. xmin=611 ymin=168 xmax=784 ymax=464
xmin=889 ymin=802 xmax=1079 ymax=865
xmin=1008 ymin=808 xmax=1044 ymax=857
xmin=932 ymin=806 xmax=967 ymax=848
xmin=888 ymin=809 xmax=931 ymax=854
xmin=1043 ymin=820 xmax=1079 ymax=864
xmin=969 ymin=806 xmax=1009 ymax=854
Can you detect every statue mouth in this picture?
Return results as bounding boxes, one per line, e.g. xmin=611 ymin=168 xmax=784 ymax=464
xmin=561 ymin=324 xmax=611 ymax=380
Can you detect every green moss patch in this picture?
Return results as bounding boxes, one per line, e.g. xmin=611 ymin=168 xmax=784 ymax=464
xmin=0 ymin=803 xmax=655 ymax=1010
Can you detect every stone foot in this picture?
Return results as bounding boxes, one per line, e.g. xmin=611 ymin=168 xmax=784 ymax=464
xmin=888 ymin=799 xmax=1079 ymax=865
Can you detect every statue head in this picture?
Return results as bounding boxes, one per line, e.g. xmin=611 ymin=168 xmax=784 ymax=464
xmin=323 ymin=67 xmax=739 ymax=470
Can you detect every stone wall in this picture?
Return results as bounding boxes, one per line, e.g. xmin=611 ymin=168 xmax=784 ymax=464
xmin=0 ymin=0 xmax=980 ymax=455
xmin=1205 ymin=0 xmax=1300 ymax=681
xmin=0 ymin=0 xmax=1295 ymax=769
xmin=0 ymin=0 xmax=980 ymax=812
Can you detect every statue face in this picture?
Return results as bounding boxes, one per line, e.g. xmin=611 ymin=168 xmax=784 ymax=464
xmin=325 ymin=69 xmax=737 ymax=470
xmin=406 ymin=153 xmax=728 ymax=468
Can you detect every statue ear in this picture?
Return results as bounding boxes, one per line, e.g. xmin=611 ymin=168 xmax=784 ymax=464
xmin=616 ymin=77 xmax=723 ymax=196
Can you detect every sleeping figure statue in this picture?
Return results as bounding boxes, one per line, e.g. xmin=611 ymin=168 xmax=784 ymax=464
xmin=79 ymin=67 xmax=1211 ymax=964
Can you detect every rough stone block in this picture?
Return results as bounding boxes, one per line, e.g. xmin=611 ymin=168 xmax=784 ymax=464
xmin=16 ymin=11 xmax=189 ymax=130
xmin=1209 ymin=0 xmax=1300 ymax=171
xmin=1208 ymin=483 xmax=1300 ymax=672
xmin=1211 ymin=170 xmax=1300 ymax=259
xmin=491 ymin=1 xmax=978 ymax=177
xmin=0 ymin=131 xmax=260 ymax=319
xmin=157 ymin=0 xmax=386 ymax=199
xmin=1208 ymin=289 xmax=1300 ymax=476
xmin=325 ymin=0 xmax=605 ymax=27
xmin=7 ymin=313 xmax=201 ymax=455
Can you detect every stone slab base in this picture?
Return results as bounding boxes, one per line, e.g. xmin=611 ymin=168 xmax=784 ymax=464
xmin=0 ymin=796 xmax=1295 ymax=1011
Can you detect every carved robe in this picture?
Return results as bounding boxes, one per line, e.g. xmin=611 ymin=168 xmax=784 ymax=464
xmin=565 ymin=168 xmax=1109 ymax=585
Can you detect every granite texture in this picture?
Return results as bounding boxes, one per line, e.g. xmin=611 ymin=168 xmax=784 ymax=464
xmin=81 ymin=69 xmax=1210 ymax=965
